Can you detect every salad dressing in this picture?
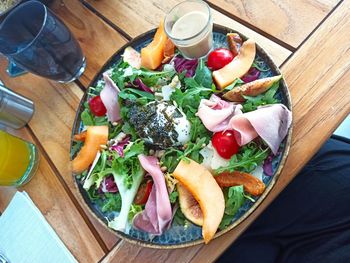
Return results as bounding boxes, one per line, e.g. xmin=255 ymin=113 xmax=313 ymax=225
xmin=171 ymin=11 xmax=212 ymax=58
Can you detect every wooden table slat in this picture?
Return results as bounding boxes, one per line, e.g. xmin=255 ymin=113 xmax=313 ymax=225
xmin=83 ymin=0 xmax=291 ymax=66
xmin=208 ymin=0 xmax=341 ymax=48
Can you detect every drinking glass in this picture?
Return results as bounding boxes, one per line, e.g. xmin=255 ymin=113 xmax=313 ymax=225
xmin=0 ymin=130 xmax=39 ymax=186
xmin=164 ymin=0 xmax=213 ymax=59
xmin=0 ymin=0 xmax=86 ymax=82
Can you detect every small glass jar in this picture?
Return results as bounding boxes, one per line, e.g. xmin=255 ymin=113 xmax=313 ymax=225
xmin=164 ymin=0 xmax=213 ymax=59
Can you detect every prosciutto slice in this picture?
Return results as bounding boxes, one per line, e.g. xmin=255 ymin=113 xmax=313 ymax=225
xmin=229 ymin=104 xmax=292 ymax=154
xmin=100 ymin=73 xmax=121 ymax=122
xmin=196 ymin=94 xmax=242 ymax=132
xmin=133 ymin=155 xmax=172 ymax=235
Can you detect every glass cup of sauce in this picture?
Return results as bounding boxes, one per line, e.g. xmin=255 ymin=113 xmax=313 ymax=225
xmin=164 ymin=0 xmax=213 ymax=59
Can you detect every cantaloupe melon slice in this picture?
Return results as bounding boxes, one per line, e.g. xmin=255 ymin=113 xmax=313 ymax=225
xmin=173 ymin=159 xmax=225 ymax=244
xmin=141 ymin=20 xmax=167 ymax=70
xmin=213 ymin=39 xmax=256 ymax=89
xmin=72 ymin=126 xmax=108 ymax=173
xmin=223 ymin=75 xmax=282 ymax=102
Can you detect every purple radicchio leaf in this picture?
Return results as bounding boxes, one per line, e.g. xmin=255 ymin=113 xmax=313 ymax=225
xmin=173 ymin=56 xmax=198 ymax=77
xmin=263 ymin=154 xmax=274 ymax=176
xmin=110 ymin=136 xmax=130 ymax=158
xmin=241 ymin=67 xmax=260 ymax=83
xmin=133 ymin=78 xmax=154 ymax=94
xmin=98 ymin=175 xmax=118 ymax=193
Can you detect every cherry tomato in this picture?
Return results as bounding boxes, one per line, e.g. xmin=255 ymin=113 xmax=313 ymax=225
xmin=134 ymin=180 xmax=153 ymax=205
xmin=211 ymin=130 xmax=239 ymax=159
xmin=89 ymin=95 xmax=107 ymax=116
xmin=207 ymin=48 xmax=235 ymax=70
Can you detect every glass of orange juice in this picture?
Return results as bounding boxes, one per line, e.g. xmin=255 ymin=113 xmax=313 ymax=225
xmin=0 ymin=130 xmax=39 ymax=186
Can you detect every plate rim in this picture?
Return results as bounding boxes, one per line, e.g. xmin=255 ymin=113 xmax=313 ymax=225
xmin=70 ymin=23 xmax=293 ymax=249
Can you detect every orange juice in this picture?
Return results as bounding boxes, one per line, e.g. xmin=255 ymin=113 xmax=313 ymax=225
xmin=0 ymin=130 xmax=39 ymax=186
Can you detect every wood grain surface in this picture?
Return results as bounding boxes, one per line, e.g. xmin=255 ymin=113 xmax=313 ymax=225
xmin=97 ymin=0 xmax=350 ymax=262
xmin=207 ymin=0 xmax=341 ymax=48
xmin=0 ymin=128 xmax=104 ymax=262
xmin=83 ymin=0 xmax=291 ymax=66
xmin=1 ymin=0 xmax=349 ymax=262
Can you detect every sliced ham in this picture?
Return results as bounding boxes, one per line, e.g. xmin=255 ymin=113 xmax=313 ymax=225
xmin=229 ymin=104 xmax=292 ymax=154
xmin=133 ymin=155 xmax=172 ymax=235
xmin=196 ymin=94 xmax=242 ymax=132
xmin=100 ymin=73 xmax=121 ymax=123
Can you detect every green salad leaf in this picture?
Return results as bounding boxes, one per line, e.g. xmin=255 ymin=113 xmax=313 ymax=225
xmin=242 ymin=81 xmax=280 ymax=112
xmin=128 ymin=204 xmax=143 ymax=222
xmin=219 ymin=185 xmax=246 ymax=230
xmin=194 ymin=59 xmax=213 ymax=89
xmin=102 ymin=193 xmax=122 ymax=213
xmin=215 ymin=142 xmax=269 ymax=174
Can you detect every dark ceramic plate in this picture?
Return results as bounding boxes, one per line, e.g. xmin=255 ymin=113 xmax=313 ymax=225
xmin=71 ymin=24 xmax=292 ymax=249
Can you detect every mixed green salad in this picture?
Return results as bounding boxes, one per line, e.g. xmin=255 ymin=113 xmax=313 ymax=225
xmin=71 ymin=29 xmax=292 ymax=244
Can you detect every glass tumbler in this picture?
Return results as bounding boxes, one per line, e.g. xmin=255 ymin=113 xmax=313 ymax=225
xmin=0 ymin=130 xmax=39 ymax=186
xmin=164 ymin=0 xmax=213 ymax=59
xmin=0 ymin=0 xmax=86 ymax=82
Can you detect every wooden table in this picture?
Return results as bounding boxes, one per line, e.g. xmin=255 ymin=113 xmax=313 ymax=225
xmin=0 ymin=0 xmax=349 ymax=262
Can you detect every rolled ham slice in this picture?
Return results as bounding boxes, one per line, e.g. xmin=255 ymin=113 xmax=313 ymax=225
xmin=229 ymin=104 xmax=292 ymax=154
xmin=100 ymin=73 xmax=121 ymax=123
xmin=133 ymin=155 xmax=172 ymax=235
xmin=196 ymin=94 xmax=242 ymax=132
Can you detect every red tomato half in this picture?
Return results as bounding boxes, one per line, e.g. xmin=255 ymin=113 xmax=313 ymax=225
xmin=89 ymin=95 xmax=107 ymax=116
xmin=207 ymin=48 xmax=235 ymax=70
xmin=211 ymin=130 xmax=239 ymax=159
xmin=134 ymin=180 xmax=153 ymax=205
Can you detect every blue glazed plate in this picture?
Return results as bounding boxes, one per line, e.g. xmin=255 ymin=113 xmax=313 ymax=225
xmin=71 ymin=24 xmax=292 ymax=249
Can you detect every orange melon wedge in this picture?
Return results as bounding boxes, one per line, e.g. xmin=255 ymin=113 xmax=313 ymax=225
xmin=141 ymin=20 xmax=167 ymax=70
xmin=72 ymin=126 xmax=108 ymax=173
xmin=213 ymin=39 xmax=256 ymax=89
xmin=173 ymin=159 xmax=225 ymax=244
xmin=223 ymin=75 xmax=282 ymax=102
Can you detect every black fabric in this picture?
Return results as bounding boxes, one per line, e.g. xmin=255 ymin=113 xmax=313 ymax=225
xmin=218 ymin=136 xmax=350 ymax=263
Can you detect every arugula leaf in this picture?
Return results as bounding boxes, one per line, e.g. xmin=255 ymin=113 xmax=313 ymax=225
xmin=224 ymin=78 xmax=244 ymax=91
xmin=181 ymin=137 xmax=207 ymax=163
xmin=225 ymin=185 xmax=245 ymax=215
xmin=194 ymin=59 xmax=213 ymax=89
xmin=128 ymin=204 xmax=143 ymax=222
xmin=81 ymin=102 xmax=108 ymax=126
xmin=102 ymin=193 xmax=122 ymax=213
xmin=81 ymin=108 xmax=95 ymax=126
xmin=242 ymin=81 xmax=280 ymax=112
xmin=219 ymin=186 xmax=246 ymax=230
xmin=160 ymin=148 xmax=183 ymax=173
xmin=121 ymin=122 xmax=138 ymax=140
xmin=120 ymin=88 xmax=155 ymax=100
xmin=169 ymin=190 xmax=179 ymax=204
xmin=188 ymin=116 xmax=211 ymax=142
xmin=215 ymin=142 xmax=269 ymax=174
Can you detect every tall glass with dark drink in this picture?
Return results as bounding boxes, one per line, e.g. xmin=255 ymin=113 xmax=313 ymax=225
xmin=0 ymin=0 xmax=85 ymax=82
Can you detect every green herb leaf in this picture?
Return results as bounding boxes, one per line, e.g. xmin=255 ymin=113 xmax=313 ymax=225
xmin=81 ymin=108 xmax=95 ymax=126
xmin=102 ymin=193 xmax=122 ymax=213
xmin=169 ymin=190 xmax=179 ymax=204
xmin=194 ymin=59 xmax=213 ymax=89
xmin=128 ymin=204 xmax=143 ymax=222
xmin=242 ymin=81 xmax=280 ymax=112
xmin=215 ymin=142 xmax=269 ymax=174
